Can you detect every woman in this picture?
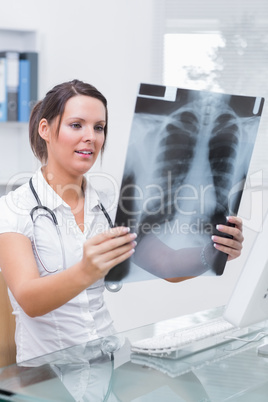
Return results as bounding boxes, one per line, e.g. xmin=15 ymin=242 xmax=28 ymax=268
xmin=0 ymin=80 xmax=243 ymax=363
xmin=0 ymin=80 xmax=136 ymax=363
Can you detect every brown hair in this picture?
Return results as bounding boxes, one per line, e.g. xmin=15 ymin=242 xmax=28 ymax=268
xmin=29 ymin=79 xmax=108 ymax=163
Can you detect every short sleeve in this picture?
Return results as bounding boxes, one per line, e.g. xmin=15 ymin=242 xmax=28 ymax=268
xmin=0 ymin=188 xmax=33 ymax=239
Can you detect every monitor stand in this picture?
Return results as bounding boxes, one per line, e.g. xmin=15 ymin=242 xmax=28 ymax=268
xmin=257 ymin=343 xmax=268 ymax=357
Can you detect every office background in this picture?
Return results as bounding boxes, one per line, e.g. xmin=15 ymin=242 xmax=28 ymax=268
xmin=0 ymin=0 xmax=267 ymax=332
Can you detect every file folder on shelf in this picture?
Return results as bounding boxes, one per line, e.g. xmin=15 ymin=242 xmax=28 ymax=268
xmin=0 ymin=51 xmax=20 ymax=121
xmin=19 ymin=52 xmax=38 ymax=114
xmin=18 ymin=58 xmax=30 ymax=122
xmin=0 ymin=57 xmax=7 ymax=122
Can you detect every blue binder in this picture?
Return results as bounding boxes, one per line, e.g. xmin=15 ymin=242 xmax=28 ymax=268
xmin=18 ymin=59 xmax=30 ymax=122
xmin=19 ymin=52 xmax=38 ymax=113
xmin=0 ymin=57 xmax=7 ymax=122
xmin=0 ymin=51 xmax=20 ymax=121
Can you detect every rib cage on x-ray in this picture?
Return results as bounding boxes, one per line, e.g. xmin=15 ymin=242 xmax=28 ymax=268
xmin=209 ymin=110 xmax=240 ymax=218
xmin=138 ymin=97 xmax=241 ymax=238
xmin=142 ymin=110 xmax=199 ymax=227
xmin=105 ymin=85 xmax=264 ymax=283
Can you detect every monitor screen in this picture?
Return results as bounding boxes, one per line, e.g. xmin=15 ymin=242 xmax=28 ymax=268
xmin=224 ymin=212 xmax=268 ymax=329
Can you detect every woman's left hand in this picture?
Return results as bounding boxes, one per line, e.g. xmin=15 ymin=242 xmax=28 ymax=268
xmin=212 ymin=216 xmax=244 ymax=261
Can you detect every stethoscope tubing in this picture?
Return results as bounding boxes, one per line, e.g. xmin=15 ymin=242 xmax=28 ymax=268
xmin=29 ymin=177 xmax=122 ymax=291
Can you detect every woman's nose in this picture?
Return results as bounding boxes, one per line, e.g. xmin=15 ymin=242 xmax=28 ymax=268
xmin=83 ymin=126 xmax=96 ymax=142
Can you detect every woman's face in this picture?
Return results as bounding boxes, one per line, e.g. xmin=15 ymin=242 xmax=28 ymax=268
xmin=43 ymin=95 xmax=106 ymax=178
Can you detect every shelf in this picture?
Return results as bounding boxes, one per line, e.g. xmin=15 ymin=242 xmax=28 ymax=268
xmin=0 ymin=26 xmax=38 ymax=186
xmin=0 ymin=122 xmax=29 ymax=131
xmin=0 ymin=28 xmax=38 ymax=52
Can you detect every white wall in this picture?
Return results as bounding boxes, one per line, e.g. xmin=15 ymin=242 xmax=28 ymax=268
xmin=0 ymin=0 xmax=156 ymax=183
xmin=0 ymin=0 xmax=264 ymax=332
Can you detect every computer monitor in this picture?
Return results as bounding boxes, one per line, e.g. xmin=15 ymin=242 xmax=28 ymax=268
xmin=224 ymin=212 xmax=268 ymax=356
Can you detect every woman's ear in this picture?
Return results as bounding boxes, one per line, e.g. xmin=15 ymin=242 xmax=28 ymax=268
xmin=38 ymin=118 xmax=50 ymax=143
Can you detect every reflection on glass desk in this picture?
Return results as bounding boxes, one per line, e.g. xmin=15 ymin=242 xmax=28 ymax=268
xmin=1 ymin=306 xmax=268 ymax=401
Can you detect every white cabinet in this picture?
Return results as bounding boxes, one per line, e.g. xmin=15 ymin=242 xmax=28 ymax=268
xmin=0 ymin=28 xmax=39 ymax=194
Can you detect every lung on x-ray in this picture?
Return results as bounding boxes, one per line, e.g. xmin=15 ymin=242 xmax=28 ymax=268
xmin=105 ymin=84 xmax=264 ymax=284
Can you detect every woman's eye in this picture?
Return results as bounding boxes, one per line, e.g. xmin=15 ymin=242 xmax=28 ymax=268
xmin=95 ymin=125 xmax=105 ymax=132
xmin=71 ymin=123 xmax=81 ymax=129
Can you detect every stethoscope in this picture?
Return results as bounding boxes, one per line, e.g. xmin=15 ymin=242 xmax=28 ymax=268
xmin=29 ymin=177 xmax=122 ymax=292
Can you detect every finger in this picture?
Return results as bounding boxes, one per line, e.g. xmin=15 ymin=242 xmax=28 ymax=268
xmin=226 ymin=216 xmax=243 ymax=232
xmin=215 ymin=243 xmax=242 ymax=261
xmin=215 ymin=224 xmax=244 ymax=243
xmin=103 ymin=248 xmax=135 ymax=274
xmin=100 ymin=241 xmax=136 ymax=266
xmin=87 ymin=226 xmax=132 ymax=246
xmin=212 ymin=234 xmax=243 ymax=249
xmin=89 ymin=241 xmax=136 ymax=276
xmin=101 ymin=232 xmax=137 ymax=254
xmin=213 ymin=237 xmax=243 ymax=261
xmin=84 ymin=232 xmax=137 ymax=262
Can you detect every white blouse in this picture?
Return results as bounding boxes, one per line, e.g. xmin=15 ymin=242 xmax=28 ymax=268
xmin=0 ymin=168 xmax=117 ymax=363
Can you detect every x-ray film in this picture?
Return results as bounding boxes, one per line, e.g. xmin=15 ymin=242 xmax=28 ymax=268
xmin=106 ymin=84 xmax=264 ymax=284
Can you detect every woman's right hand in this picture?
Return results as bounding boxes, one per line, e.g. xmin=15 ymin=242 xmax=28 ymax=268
xmin=0 ymin=228 xmax=136 ymax=317
xmin=81 ymin=226 xmax=137 ymax=283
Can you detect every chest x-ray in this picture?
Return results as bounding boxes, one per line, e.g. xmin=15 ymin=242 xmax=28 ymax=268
xmin=106 ymin=84 xmax=264 ymax=283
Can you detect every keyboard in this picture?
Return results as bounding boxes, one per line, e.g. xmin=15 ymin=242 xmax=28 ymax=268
xmin=131 ymin=316 xmax=243 ymax=359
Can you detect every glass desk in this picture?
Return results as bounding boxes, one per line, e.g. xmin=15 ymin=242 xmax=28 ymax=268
xmin=1 ymin=306 xmax=268 ymax=401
